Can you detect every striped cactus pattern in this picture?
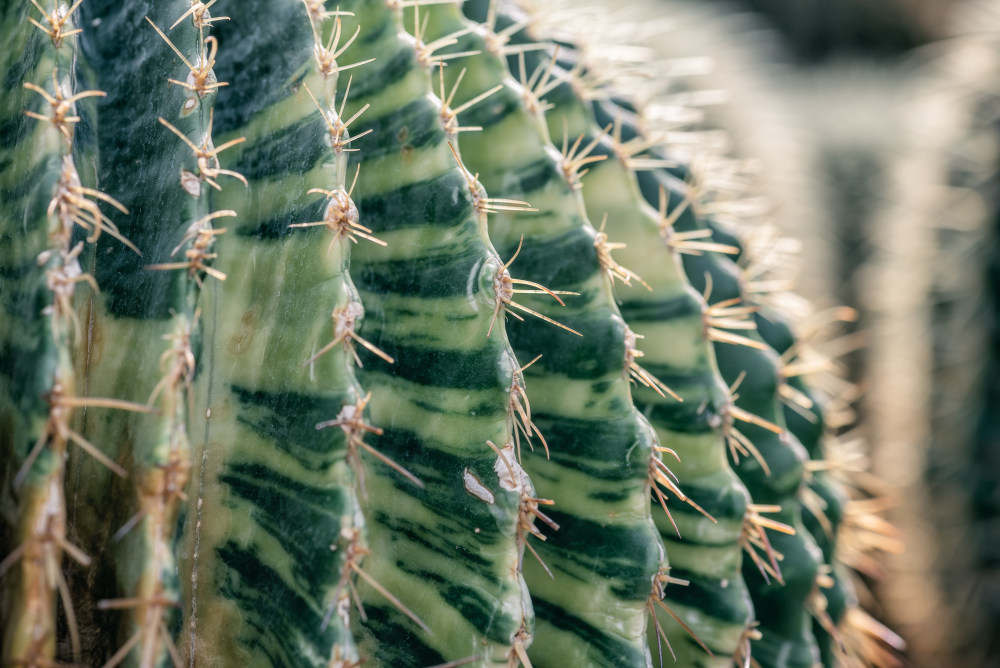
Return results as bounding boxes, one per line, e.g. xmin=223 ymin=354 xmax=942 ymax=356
xmin=0 ymin=1 xmax=899 ymax=667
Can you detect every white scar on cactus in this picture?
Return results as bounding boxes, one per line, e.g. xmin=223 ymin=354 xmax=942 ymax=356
xmin=463 ymin=468 xmax=496 ymax=505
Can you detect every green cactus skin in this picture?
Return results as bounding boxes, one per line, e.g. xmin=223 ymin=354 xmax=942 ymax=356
xmin=468 ymin=2 xmax=788 ymax=665
xmin=564 ymin=9 xmax=890 ymax=663
xmin=520 ymin=35 xmax=827 ymax=667
xmin=646 ymin=171 xmax=823 ymax=668
xmin=544 ymin=91 xmax=758 ymax=667
xmin=0 ymin=1 xmax=159 ymax=663
xmin=3 ymin=0 xmax=536 ymax=664
xmin=80 ymin=3 xmax=223 ymax=665
xmin=583 ymin=151 xmax=758 ymax=668
xmin=480 ymin=6 xmax=832 ymax=668
xmin=542 ymin=60 xmax=829 ymax=662
xmin=171 ymin=1 xmax=375 ymax=664
xmin=753 ymin=307 xmax=853 ymax=667
xmin=567 ymin=110 xmax=762 ymax=668
xmin=691 ymin=221 xmax=854 ymax=666
xmin=25 ymin=0 xmax=373 ymax=664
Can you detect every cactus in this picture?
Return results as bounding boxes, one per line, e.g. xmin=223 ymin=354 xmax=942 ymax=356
xmin=2 ymin=1 xmax=896 ymax=667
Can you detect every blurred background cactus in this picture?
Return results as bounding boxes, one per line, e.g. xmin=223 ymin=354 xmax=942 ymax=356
xmin=2 ymin=0 xmax=1000 ymax=667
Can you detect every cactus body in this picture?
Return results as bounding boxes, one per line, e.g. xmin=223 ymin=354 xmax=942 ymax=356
xmin=1 ymin=1 xmax=893 ymax=667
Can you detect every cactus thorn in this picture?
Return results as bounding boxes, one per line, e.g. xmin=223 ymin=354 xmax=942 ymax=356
xmin=304 ymin=302 xmax=394 ymax=369
xmin=294 ymin=169 xmax=386 ymax=250
xmin=436 ymin=66 xmax=503 ymax=138
xmin=558 ymin=121 xmax=610 ymax=187
xmin=170 ymin=0 xmax=230 ymax=32
xmin=315 ymin=393 xmax=421 ymax=497
xmin=487 ymin=235 xmax=581 ymax=338
xmin=146 ymin=17 xmax=227 ymax=102
xmin=28 ymin=0 xmax=83 ymax=47
xmin=23 ymin=69 xmax=106 ymax=145
xmin=147 ymin=211 xmax=233 ymax=286
xmin=508 ymin=354 xmax=548 ymax=461
xmin=302 ymin=80 xmax=373 ymax=153
xmin=158 ymin=112 xmax=247 ymax=193
xmin=308 ymin=12 xmax=374 ymax=79
xmin=409 ymin=4 xmax=478 ymax=67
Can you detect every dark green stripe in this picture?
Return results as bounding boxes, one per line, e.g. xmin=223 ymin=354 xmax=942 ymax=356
xmin=532 ymin=413 xmax=651 ymax=481
xmin=356 ymin=344 xmax=512 ymax=392
xmin=663 ymin=568 xmax=754 ymax=626
xmin=216 ymin=543 xmax=340 ymax=668
xmin=359 ymin=98 xmax=444 ymax=161
xmin=231 ymin=385 xmax=350 ymax=469
xmin=356 ymin=170 xmax=470 ymax=232
xmin=231 ymin=116 xmax=328 ymax=181
xmin=533 ymin=598 xmax=647 ymax=667
xmin=537 ymin=509 xmax=662 ymax=600
xmin=220 ymin=462 xmax=348 ymax=589
xmin=499 ymin=226 xmax=600 ymax=290
xmin=618 ymin=292 xmax=703 ymax=323
xmin=355 ymin=245 xmax=482 ymax=298
xmin=353 ymin=605 xmax=446 ymax=668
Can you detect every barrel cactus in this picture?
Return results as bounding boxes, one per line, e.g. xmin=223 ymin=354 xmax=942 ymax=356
xmin=1 ymin=0 xmax=895 ymax=666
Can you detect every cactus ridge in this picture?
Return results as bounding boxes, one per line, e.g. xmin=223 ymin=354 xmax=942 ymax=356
xmin=414 ymin=3 xmax=704 ymax=666
xmin=484 ymin=2 xmax=868 ymax=663
xmin=0 ymin=1 xmax=149 ymax=663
